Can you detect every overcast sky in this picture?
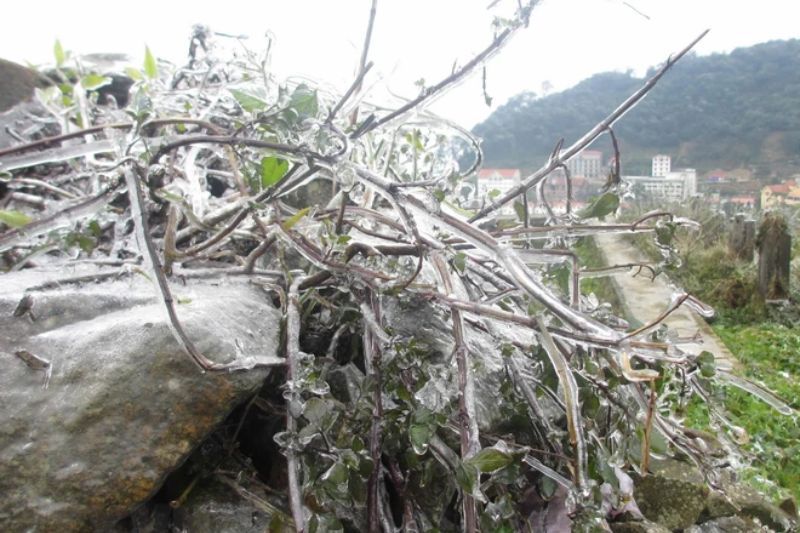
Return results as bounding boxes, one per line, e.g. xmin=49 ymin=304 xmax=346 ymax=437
xmin=2 ymin=0 xmax=798 ymax=127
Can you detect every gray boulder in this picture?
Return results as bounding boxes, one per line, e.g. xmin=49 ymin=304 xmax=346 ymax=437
xmin=0 ymin=266 xmax=280 ymax=531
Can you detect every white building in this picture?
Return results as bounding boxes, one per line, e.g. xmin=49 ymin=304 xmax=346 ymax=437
xmin=652 ymin=154 xmax=671 ymax=177
xmin=476 ymin=168 xmax=521 ymax=215
xmin=625 ymin=168 xmax=697 ymax=203
xmin=566 ymin=149 xmax=603 ymax=178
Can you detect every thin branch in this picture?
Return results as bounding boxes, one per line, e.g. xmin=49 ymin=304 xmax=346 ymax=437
xmin=0 ymin=178 xmax=123 ymax=252
xmin=286 ymin=275 xmax=307 ymax=532
xmin=354 ymin=1 xmax=539 ymax=137
xmin=361 ymin=291 xmax=384 ymax=533
xmin=432 ymin=253 xmax=478 ymax=532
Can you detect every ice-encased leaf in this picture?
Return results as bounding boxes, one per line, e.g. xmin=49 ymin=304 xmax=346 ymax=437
xmin=260 ymin=156 xmax=289 ymax=188
xmin=143 ymin=46 xmax=158 ymax=79
xmin=230 ymin=88 xmax=268 ymax=113
xmin=81 ymin=74 xmax=112 ymax=91
xmin=467 ymin=447 xmax=513 ymax=473
xmin=0 ymin=210 xmax=33 ymax=228
xmin=578 ymin=192 xmax=619 ymax=219
xmin=54 ymin=39 xmax=66 ymax=66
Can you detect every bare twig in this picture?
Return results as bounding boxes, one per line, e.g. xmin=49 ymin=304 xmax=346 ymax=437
xmin=285 ymin=275 xmax=307 ymax=532
xmin=361 ymin=290 xmax=384 ymax=533
xmin=354 ymin=1 xmax=539 ymax=137
xmin=432 ymin=253 xmax=478 ymax=532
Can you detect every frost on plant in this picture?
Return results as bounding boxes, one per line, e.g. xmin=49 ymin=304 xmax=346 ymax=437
xmin=0 ymin=8 xmax=795 ymax=533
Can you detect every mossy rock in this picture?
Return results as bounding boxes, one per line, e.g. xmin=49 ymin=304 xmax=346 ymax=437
xmin=610 ymin=520 xmax=671 ymax=533
xmin=724 ymin=482 xmax=794 ymax=531
xmin=632 ymin=460 xmax=709 ymax=530
xmin=685 ymin=515 xmax=758 ymax=532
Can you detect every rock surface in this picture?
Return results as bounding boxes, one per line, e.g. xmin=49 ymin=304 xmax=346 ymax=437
xmin=0 ymin=266 xmax=280 ymax=531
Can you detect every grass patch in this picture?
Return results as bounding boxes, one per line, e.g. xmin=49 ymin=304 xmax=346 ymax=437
xmin=683 ymin=312 xmax=800 ymax=502
xmin=574 ymin=236 xmax=625 ymax=316
xmin=711 ymin=323 xmax=800 ymax=501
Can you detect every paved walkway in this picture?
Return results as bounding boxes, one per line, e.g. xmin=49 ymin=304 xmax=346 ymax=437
xmin=594 ymin=232 xmax=738 ymax=370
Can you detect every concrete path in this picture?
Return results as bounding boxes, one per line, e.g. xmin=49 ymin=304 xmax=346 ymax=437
xmin=594 ymin=232 xmax=738 ymax=370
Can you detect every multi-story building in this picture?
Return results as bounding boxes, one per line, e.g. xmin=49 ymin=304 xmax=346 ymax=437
xmin=625 ymin=168 xmax=698 ymax=203
xmin=652 ymin=154 xmax=671 ymax=177
xmin=565 ymin=149 xmax=603 ymax=178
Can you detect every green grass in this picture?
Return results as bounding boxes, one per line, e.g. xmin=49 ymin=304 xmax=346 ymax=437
xmin=688 ymin=321 xmax=800 ymax=502
xmin=574 ymin=236 xmax=625 ymax=316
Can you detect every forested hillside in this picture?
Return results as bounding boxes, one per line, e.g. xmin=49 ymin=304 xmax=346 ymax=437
xmin=473 ymin=39 xmax=800 ymax=178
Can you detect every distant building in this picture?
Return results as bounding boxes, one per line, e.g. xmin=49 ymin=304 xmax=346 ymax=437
xmin=705 ymin=169 xmax=729 ymax=183
xmin=669 ymin=168 xmax=697 ymax=197
xmin=625 ymin=168 xmax=697 ymax=203
xmin=476 ymin=168 xmax=522 ymax=215
xmin=652 ymin=154 xmax=671 ymax=177
xmin=761 ymin=179 xmax=800 ymax=208
xmin=566 ymin=150 xmax=603 ymax=178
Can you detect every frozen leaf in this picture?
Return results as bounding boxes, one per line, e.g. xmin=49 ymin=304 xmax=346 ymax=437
xmin=124 ymin=67 xmax=143 ymax=81
xmin=467 ymin=447 xmax=513 ymax=473
xmin=288 ymin=84 xmax=318 ymax=119
xmin=260 ymin=156 xmax=289 ymax=188
xmin=453 ymin=252 xmax=467 ymax=274
xmin=513 ymin=200 xmax=526 ymax=222
xmin=282 ymin=207 xmax=311 ymax=231
xmin=0 ymin=210 xmax=33 ymax=228
xmin=409 ymin=423 xmax=432 ymax=455
xmin=81 ymin=74 xmax=112 ymax=91
xmin=456 ymin=461 xmax=479 ymax=493
xmin=143 ymin=46 xmax=158 ymax=79
xmin=697 ymin=350 xmax=716 ymax=378
xmin=230 ymin=89 xmax=268 ymax=113
xmin=54 ymin=39 xmax=66 ymax=67
xmin=655 ymin=222 xmax=676 ymax=247
xmin=578 ymin=192 xmax=619 ymax=219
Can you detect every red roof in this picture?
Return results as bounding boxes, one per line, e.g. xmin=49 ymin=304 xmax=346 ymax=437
xmin=766 ymin=180 xmax=796 ymax=194
xmin=478 ymin=168 xmax=520 ymax=179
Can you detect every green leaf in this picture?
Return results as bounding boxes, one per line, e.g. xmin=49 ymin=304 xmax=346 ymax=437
xmin=455 ymin=461 xmax=479 ymax=494
xmin=655 ymin=222 xmax=676 ymax=247
xmin=81 ymin=74 xmax=112 ymax=91
xmin=513 ymin=200 xmax=526 ymax=223
xmin=432 ymin=188 xmax=445 ymax=202
xmin=288 ymin=84 xmax=318 ymax=119
xmin=282 ymin=207 xmax=311 ymax=231
xmin=453 ymin=252 xmax=467 ymax=274
xmin=578 ymin=192 xmax=619 ymax=219
xmin=260 ymin=156 xmax=289 ymax=188
xmin=124 ymin=67 xmax=143 ymax=81
xmin=697 ymin=350 xmax=716 ymax=377
xmin=467 ymin=447 xmax=513 ymax=473
xmin=54 ymin=39 xmax=66 ymax=67
xmin=409 ymin=423 xmax=433 ymax=455
xmin=143 ymin=46 xmax=158 ymax=79
xmin=230 ymin=89 xmax=268 ymax=113
xmin=488 ymin=188 xmax=501 ymax=199
xmin=0 ymin=210 xmax=33 ymax=228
